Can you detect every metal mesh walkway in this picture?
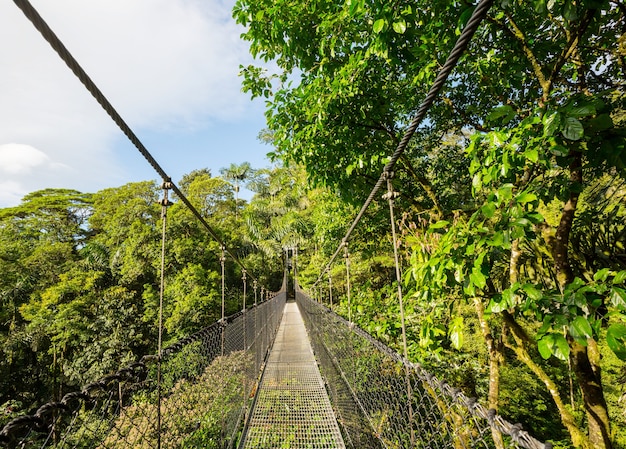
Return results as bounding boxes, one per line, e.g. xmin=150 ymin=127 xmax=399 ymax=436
xmin=241 ymin=301 xmax=346 ymax=449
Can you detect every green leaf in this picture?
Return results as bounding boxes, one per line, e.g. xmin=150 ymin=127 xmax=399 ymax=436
xmin=555 ymin=334 xmax=570 ymax=360
xmin=606 ymin=324 xmax=626 ymax=360
xmin=449 ymin=317 xmax=464 ymax=350
xmin=524 ymin=148 xmax=539 ymax=163
xmin=482 ymin=202 xmax=496 ymax=218
xmin=543 ymin=111 xmax=561 ymax=137
xmin=487 ymin=297 xmax=506 ymax=313
xmin=470 ymin=269 xmax=486 ymax=290
xmin=373 ymin=18 xmax=386 ymax=33
xmin=526 ymin=212 xmax=544 ymax=224
xmin=614 ymin=270 xmax=626 ymax=284
xmin=537 ymin=335 xmax=553 ymax=359
xmin=516 ymin=192 xmax=537 ymax=205
xmin=610 ymin=288 xmax=626 ymax=309
xmin=429 ymin=220 xmax=449 ymax=230
xmin=392 ymin=19 xmax=407 ymax=34
xmin=487 ymin=105 xmax=514 ymax=123
xmin=594 ymin=268 xmax=611 ymax=282
xmin=496 ymin=184 xmax=514 ymax=202
xmin=538 ymin=334 xmax=570 ymax=361
xmin=561 ymin=117 xmax=584 ymax=141
xmin=570 ymin=316 xmax=594 ymax=339
xmin=567 ymin=104 xmax=596 ymax=118
xmin=588 ymin=114 xmax=613 ymax=132
xmin=472 ymin=172 xmax=482 ymax=191
xmin=563 ymin=0 xmax=578 ymax=21
xmin=522 ymin=284 xmax=542 ymax=301
xmin=564 ymin=277 xmax=586 ymax=295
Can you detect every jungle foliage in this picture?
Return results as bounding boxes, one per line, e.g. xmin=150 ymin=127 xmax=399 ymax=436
xmin=234 ymin=0 xmax=626 ymax=447
xmin=2 ymin=1 xmax=626 ymax=448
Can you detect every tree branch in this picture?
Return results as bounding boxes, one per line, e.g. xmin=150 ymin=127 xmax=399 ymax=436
xmin=502 ymin=312 xmax=591 ymax=449
xmin=547 ymin=8 xmax=599 ymax=93
xmin=488 ymin=14 xmax=549 ymax=98
xmin=398 ymin=155 xmax=444 ymax=219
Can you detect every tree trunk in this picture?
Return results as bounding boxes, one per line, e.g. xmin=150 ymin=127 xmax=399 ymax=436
xmin=552 ymin=150 xmax=612 ymax=449
xmin=571 ymin=340 xmax=612 ymax=449
xmin=503 ymin=313 xmax=590 ymax=448
xmin=474 ymin=298 xmax=505 ymax=449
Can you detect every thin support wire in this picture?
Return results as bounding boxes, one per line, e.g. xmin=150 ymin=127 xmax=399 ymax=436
xmin=344 ymin=243 xmax=352 ymax=324
xmin=384 ymin=172 xmax=415 ymax=447
xmin=328 ymin=271 xmax=333 ymax=308
xmin=157 ymin=181 xmax=172 ymax=449
xmin=221 ymin=246 xmax=226 ymax=356
xmin=243 ymin=270 xmax=248 ymax=349
xmin=294 ymin=247 xmax=298 ymax=281
xmin=343 ymin=242 xmax=358 ymax=391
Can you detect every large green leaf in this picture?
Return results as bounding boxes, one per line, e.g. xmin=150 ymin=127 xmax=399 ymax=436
xmin=561 ymin=117 xmax=584 ymax=141
xmin=606 ymin=323 xmax=626 ymax=360
xmin=392 ymin=19 xmax=407 ymax=34
xmin=570 ymin=316 xmax=594 ymax=342
xmin=373 ymin=18 xmax=386 ymax=33
xmin=538 ymin=334 xmax=570 ymax=361
xmin=543 ymin=111 xmax=561 ymax=137
xmin=449 ymin=317 xmax=464 ymax=350
xmin=610 ymin=287 xmax=626 ymax=309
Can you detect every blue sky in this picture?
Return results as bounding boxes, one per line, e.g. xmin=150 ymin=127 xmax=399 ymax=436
xmin=0 ymin=0 xmax=274 ymax=207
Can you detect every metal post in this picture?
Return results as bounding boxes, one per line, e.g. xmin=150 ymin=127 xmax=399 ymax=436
xmin=343 ymin=242 xmax=351 ymax=324
xmin=253 ymin=280 xmax=258 ymax=307
xmin=328 ymin=271 xmax=333 ymax=308
xmin=220 ymin=246 xmax=226 ymax=356
xmin=157 ymin=180 xmax=171 ymax=449
xmin=242 ymin=270 xmax=247 ymax=350
xmin=384 ymin=171 xmax=415 ymax=447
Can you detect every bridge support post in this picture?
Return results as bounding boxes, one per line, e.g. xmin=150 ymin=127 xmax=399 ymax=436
xmin=157 ymin=180 xmax=172 ymax=449
xmin=384 ymin=171 xmax=415 ymax=447
xmin=220 ymin=246 xmax=226 ymax=356
xmin=328 ymin=271 xmax=333 ymax=308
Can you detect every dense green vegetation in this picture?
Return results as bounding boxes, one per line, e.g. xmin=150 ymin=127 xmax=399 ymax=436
xmin=231 ymin=0 xmax=626 ymax=448
xmin=0 ymin=170 xmax=287 ymax=426
xmin=2 ymin=1 xmax=626 ymax=448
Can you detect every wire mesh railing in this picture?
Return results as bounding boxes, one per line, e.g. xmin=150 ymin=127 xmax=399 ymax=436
xmin=0 ymin=291 xmax=286 ymax=449
xmin=296 ymin=289 xmax=549 ymax=449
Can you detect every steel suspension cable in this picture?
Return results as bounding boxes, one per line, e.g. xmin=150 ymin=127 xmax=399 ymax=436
xmin=12 ymin=0 xmax=261 ymax=288
xmin=313 ymin=0 xmax=494 ymax=288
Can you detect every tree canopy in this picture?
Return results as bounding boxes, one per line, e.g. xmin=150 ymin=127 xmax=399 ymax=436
xmin=234 ymin=0 xmax=626 ymax=447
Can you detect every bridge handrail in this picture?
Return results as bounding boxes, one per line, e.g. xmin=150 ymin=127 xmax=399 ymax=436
xmin=296 ymin=288 xmax=550 ymax=449
xmin=0 ymin=291 xmax=287 ymax=448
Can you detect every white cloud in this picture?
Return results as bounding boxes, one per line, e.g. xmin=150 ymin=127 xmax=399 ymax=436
xmin=0 ymin=180 xmax=29 ymax=207
xmin=0 ymin=0 xmax=266 ymax=208
xmin=0 ymin=144 xmax=51 ymax=174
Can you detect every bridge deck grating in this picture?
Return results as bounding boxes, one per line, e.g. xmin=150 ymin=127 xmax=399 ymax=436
xmin=241 ymin=302 xmax=345 ymax=449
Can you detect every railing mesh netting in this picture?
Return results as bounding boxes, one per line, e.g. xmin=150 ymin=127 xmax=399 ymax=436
xmin=296 ymin=289 xmax=547 ymax=449
xmin=0 ymin=292 xmax=286 ymax=449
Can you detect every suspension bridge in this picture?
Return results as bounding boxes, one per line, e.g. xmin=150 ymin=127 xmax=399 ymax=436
xmin=1 ymin=0 xmax=554 ymax=447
